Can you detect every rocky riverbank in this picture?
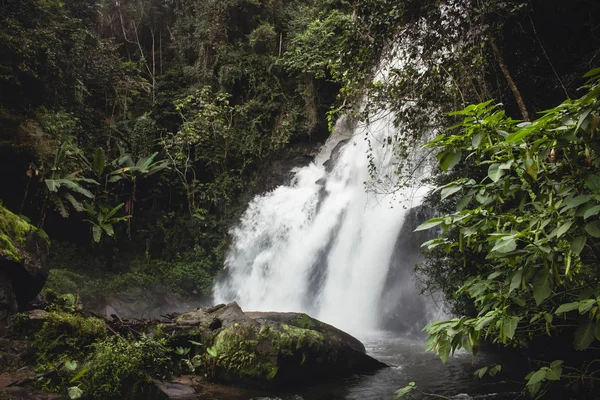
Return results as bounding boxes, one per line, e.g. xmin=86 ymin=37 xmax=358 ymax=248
xmin=0 ymin=302 xmax=386 ymax=399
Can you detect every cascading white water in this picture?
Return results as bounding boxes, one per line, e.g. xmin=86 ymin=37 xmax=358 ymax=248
xmin=213 ymin=95 xmax=435 ymax=337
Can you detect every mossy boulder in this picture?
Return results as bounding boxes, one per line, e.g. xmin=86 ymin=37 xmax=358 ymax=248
xmin=172 ymin=302 xmax=387 ymax=388
xmin=0 ymin=204 xmax=49 ymax=325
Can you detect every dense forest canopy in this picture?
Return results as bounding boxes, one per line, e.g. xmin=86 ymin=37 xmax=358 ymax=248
xmin=1 ymin=0 xmax=600 ymax=398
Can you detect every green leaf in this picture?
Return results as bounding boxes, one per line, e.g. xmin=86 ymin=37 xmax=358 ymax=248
xmin=578 ymin=299 xmax=596 ymax=314
xmin=102 ymin=224 xmax=114 ymax=237
xmin=583 ymin=67 xmax=600 ymax=78
xmin=584 ymin=205 xmax=600 ymax=219
xmin=415 ymin=218 xmax=443 ymax=232
xmin=439 ymin=150 xmax=462 ymax=171
xmin=487 ymin=163 xmax=505 ymax=183
xmin=506 ymin=128 xmax=530 ymax=143
xmin=473 ymin=367 xmax=488 ymax=379
xmin=64 ymin=360 xmax=78 ymax=371
xmin=556 ymin=221 xmax=573 ymax=239
xmin=525 ymin=159 xmax=538 ymax=180
xmin=509 ymin=270 xmax=522 ymax=293
xmin=502 ymin=316 xmax=519 ymax=340
xmin=561 ymin=195 xmax=592 ymax=211
xmin=104 ymin=203 xmax=125 ymax=221
xmin=585 ymin=174 xmax=600 ymax=192
xmin=68 ymin=387 xmax=83 ymax=400
xmin=555 ymin=302 xmax=579 ymax=314
xmin=574 ymin=321 xmax=596 ymax=351
xmin=206 ymin=346 xmax=218 ymax=358
xmin=585 ymin=220 xmax=600 ymax=238
xmin=545 ymin=364 xmax=562 ymax=381
xmin=474 ymin=313 xmax=496 ymax=331
xmin=92 ymin=225 xmax=102 ymax=243
xmin=595 ymin=323 xmax=600 ymax=341
xmin=533 ymin=268 xmax=552 ymax=305
xmin=441 ymin=184 xmax=462 ymax=200
xmin=489 ymin=364 xmax=502 ymax=376
xmin=527 ymin=369 xmax=547 ymax=386
xmin=393 ymin=382 xmax=416 ymax=399
xmin=571 ymin=236 xmax=587 ymax=255
xmin=491 ymin=235 xmax=516 ymax=253
xmin=93 ymin=148 xmax=106 ymax=176
xmin=45 ymin=179 xmax=59 ymax=192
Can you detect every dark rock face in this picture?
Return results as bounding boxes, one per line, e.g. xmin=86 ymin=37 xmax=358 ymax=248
xmin=0 ymin=271 xmax=17 ymax=326
xmin=170 ymin=302 xmax=387 ymax=388
xmin=0 ymin=206 xmax=49 ymax=326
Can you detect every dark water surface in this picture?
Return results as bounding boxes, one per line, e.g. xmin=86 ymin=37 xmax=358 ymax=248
xmin=196 ymin=332 xmax=523 ymax=400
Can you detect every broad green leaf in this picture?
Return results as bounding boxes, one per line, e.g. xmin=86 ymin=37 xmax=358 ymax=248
xmin=206 ymin=346 xmax=218 ymax=358
xmin=576 ymin=106 xmax=593 ymax=134
xmin=45 ymin=179 xmax=59 ymax=192
xmin=506 ymin=128 xmax=531 ymax=143
xmin=474 ymin=314 xmax=496 ymax=331
xmin=472 ymin=133 xmax=483 ymax=148
xmin=59 ymin=180 xmax=94 ymax=199
xmin=502 ymin=316 xmax=519 ymax=340
xmin=415 ymin=218 xmax=443 ymax=231
xmin=555 ymin=302 xmax=579 ymax=314
xmin=562 ymin=195 xmax=592 ymax=211
xmin=545 ymin=364 xmax=562 ymax=381
xmin=584 ymin=205 xmax=600 ymax=219
xmin=509 ymin=269 xmax=522 ymax=293
xmin=102 ymin=224 xmax=114 ymax=237
xmin=585 ymin=220 xmax=600 ymax=238
xmin=525 ymin=156 xmax=538 ymax=180
xmin=64 ymin=193 xmax=84 ymax=212
xmin=533 ymin=268 xmax=552 ymax=305
xmin=556 ymin=221 xmax=573 ymax=238
xmin=93 ymin=148 xmax=106 ymax=176
xmin=491 ymin=235 xmax=516 ymax=253
xmin=574 ymin=320 xmax=596 ymax=351
xmin=104 ymin=203 xmax=125 ymax=221
xmin=487 ymin=163 xmax=505 ymax=183
xmin=456 ymin=195 xmax=472 ymax=211
xmin=571 ymin=236 xmax=587 ymax=255
xmin=439 ymin=150 xmax=462 ymax=171
xmin=527 ymin=369 xmax=546 ymax=386
xmin=92 ymin=225 xmax=102 ymax=243
xmin=578 ymin=299 xmax=596 ymax=314
xmin=438 ymin=338 xmax=451 ymax=363
xmin=441 ymin=185 xmax=462 ymax=200
xmin=585 ymin=174 xmax=600 ymax=192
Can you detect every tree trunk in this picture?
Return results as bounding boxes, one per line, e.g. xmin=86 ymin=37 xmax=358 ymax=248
xmin=489 ymin=34 xmax=531 ymax=122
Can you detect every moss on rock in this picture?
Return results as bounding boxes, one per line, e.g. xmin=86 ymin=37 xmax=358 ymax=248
xmin=32 ymin=312 xmax=107 ymax=364
xmin=0 ymin=204 xmax=35 ymax=262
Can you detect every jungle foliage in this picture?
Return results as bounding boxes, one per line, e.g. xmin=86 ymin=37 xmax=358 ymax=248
xmin=414 ymin=70 xmax=600 ymax=398
xmin=0 ymin=0 xmax=345 ymax=297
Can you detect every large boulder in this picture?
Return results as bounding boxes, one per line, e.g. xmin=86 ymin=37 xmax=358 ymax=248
xmin=170 ymin=302 xmax=387 ymax=388
xmin=0 ymin=205 xmax=49 ymax=325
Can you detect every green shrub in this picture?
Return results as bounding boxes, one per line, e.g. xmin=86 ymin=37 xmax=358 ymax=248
xmin=78 ymin=336 xmax=172 ymax=399
xmin=32 ymin=312 xmax=107 ymax=366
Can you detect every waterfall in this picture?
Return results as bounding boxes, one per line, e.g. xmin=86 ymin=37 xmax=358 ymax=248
xmin=213 ymin=99 xmax=441 ymax=337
